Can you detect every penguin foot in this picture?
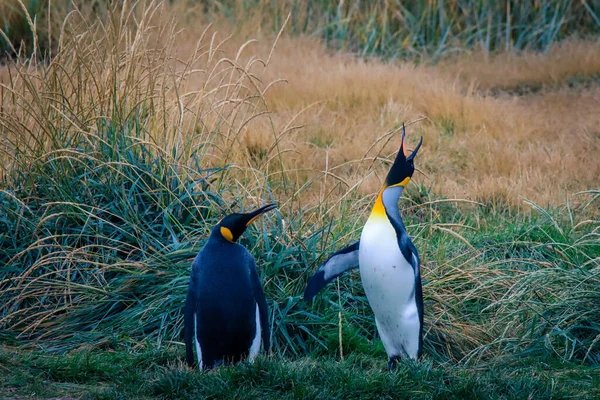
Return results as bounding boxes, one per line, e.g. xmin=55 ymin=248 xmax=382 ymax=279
xmin=387 ymin=355 xmax=401 ymax=371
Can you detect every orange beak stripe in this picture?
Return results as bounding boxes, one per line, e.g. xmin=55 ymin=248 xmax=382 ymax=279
xmin=246 ymin=214 xmax=263 ymax=227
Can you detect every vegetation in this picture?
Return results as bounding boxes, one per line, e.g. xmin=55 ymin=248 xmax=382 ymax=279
xmin=3 ymin=1 xmax=600 ymax=60
xmin=0 ymin=1 xmax=599 ymax=399
xmin=0 ymin=0 xmax=46 ymax=58
xmin=2 ymin=346 xmax=599 ymax=399
xmin=215 ymin=0 xmax=600 ymax=58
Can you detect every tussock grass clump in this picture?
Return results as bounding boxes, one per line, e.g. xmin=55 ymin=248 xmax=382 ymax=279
xmin=484 ymin=194 xmax=600 ymax=363
xmin=0 ymin=1 xmax=286 ymax=347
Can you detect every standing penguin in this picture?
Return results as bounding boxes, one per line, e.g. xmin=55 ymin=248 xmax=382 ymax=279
xmin=184 ymin=203 xmax=276 ymax=370
xmin=304 ymin=124 xmax=423 ymax=369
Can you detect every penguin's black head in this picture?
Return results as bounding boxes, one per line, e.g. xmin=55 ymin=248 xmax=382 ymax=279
xmin=216 ymin=203 xmax=277 ymax=242
xmin=384 ymin=124 xmax=423 ymax=188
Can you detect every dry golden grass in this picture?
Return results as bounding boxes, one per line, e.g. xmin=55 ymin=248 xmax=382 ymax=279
xmin=2 ymin=2 xmax=599 ymax=209
xmin=219 ymin=34 xmax=600 ymax=207
xmin=439 ymin=40 xmax=600 ymax=91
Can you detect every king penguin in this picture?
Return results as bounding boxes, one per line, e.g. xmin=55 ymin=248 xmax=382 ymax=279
xmin=184 ymin=203 xmax=276 ymax=370
xmin=304 ymin=124 xmax=423 ymax=369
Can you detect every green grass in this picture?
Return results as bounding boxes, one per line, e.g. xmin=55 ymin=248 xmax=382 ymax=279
xmin=3 ymin=141 xmax=599 ymax=363
xmin=3 ymin=1 xmax=600 ymax=62
xmin=1 ymin=345 xmax=599 ymax=399
xmin=213 ymin=0 xmax=600 ymax=59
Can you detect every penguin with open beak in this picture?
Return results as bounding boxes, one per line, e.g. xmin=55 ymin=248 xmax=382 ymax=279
xmin=184 ymin=203 xmax=276 ymax=370
xmin=304 ymin=124 xmax=424 ymax=369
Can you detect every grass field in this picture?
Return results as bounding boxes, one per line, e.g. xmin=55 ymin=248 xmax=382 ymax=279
xmin=2 ymin=346 xmax=599 ymax=399
xmin=1 ymin=1 xmax=599 ymax=399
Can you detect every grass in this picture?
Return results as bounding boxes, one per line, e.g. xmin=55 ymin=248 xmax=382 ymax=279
xmin=2 ymin=3 xmax=600 ymax=205
xmin=0 ymin=1 xmax=599 ymax=399
xmin=0 ymin=0 xmax=46 ymax=58
xmin=211 ymin=0 xmax=600 ymax=58
xmin=4 ymin=1 xmax=600 ymax=60
xmin=1 ymin=346 xmax=600 ymax=399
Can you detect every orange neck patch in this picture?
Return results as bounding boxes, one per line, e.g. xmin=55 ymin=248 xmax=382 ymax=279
xmin=370 ymin=189 xmax=387 ymax=219
xmin=389 ymin=176 xmax=410 ymax=188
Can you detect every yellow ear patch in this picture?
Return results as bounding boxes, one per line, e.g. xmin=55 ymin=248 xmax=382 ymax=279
xmin=220 ymin=226 xmax=234 ymax=242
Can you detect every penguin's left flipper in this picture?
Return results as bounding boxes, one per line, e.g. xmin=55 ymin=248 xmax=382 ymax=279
xmin=249 ymin=258 xmax=270 ymax=354
xmin=303 ymin=241 xmax=360 ymax=301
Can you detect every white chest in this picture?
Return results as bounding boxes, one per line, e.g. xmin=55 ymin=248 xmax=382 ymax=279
xmin=359 ymin=217 xmax=416 ymax=311
xmin=357 ymin=213 xmax=422 ymax=360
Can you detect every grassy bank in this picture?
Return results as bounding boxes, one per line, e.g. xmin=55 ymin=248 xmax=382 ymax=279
xmin=2 ymin=346 xmax=600 ymax=399
xmin=0 ymin=1 xmax=599 ymax=399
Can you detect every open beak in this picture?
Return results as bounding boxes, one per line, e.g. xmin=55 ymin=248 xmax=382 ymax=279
xmin=245 ymin=203 xmax=277 ymax=226
xmin=406 ymin=136 xmax=423 ymax=161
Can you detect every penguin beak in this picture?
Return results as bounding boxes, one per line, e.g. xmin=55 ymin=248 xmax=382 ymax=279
xmin=245 ymin=203 xmax=277 ymax=227
xmin=406 ymin=136 xmax=423 ymax=162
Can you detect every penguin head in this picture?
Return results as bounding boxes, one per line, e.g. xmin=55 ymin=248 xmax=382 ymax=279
xmin=371 ymin=124 xmax=423 ymax=219
xmin=216 ymin=203 xmax=277 ymax=242
xmin=384 ymin=124 xmax=423 ymax=189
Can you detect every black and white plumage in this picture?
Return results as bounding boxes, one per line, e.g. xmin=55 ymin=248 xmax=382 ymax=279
xmin=184 ymin=204 xmax=275 ymax=370
xmin=304 ymin=124 xmax=424 ymax=367
xmin=303 ymin=241 xmax=360 ymax=300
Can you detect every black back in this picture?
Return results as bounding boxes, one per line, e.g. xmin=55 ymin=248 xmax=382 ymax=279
xmin=184 ymin=228 xmax=269 ymax=369
xmin=385 ymin=208 xmax=424 ymax=358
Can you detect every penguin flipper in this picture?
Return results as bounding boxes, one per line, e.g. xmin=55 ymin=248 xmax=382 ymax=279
xmin=303 ymin=241 xmax=360 ymax=301
xmin=183 ymin=286 xmax=198 ymax=368
xmin=249 ymin=257 xmax=270 ymax=355
xmin=410 ymin=246 xmax=425 ymax=359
